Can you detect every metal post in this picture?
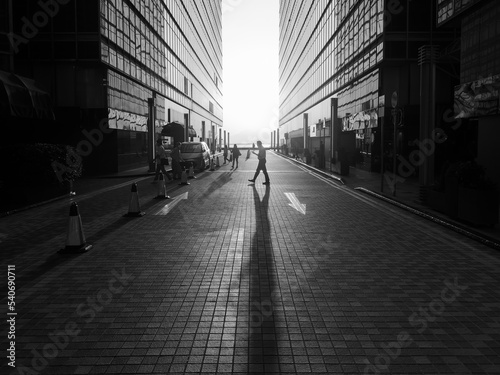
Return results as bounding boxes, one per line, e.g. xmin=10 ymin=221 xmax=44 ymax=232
xmin=419 ymin=45 xmax=438 ymax=189
xmin=380 ymin=117 xmax=384 ymax=193
xmin=331 ymin=99 xmax=338 ymax=171
xmin=323 ymin=118 xmax=326 ymax=169
xmin=184 ymin=113 xmax=189 ymax=142
xmin=8 ymin=0 xmax=14 ymax=72
xmin=392 ymin=108 xmax=397 ymax=196
xmin=147 ymin=96 xmax=156 ymax=172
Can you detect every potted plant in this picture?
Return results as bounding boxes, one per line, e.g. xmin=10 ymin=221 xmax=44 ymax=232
xmin=456 ymin=161 xmax=499 ymax=226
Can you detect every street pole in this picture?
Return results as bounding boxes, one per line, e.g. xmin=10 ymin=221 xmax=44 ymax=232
xmin=392 ymin=108 xmax=397 ymax=196
xmin=380 ymin=118 xmax=384 ymax=193
xmin=147 ymin=96 xmax=156 ymax=172
xmin=390 ymin=91 xmax=398 ymax=196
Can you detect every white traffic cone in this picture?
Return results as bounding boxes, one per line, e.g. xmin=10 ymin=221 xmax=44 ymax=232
xmin=124 ymin=183 xmax=145 ymax=217
xmin=179 ymin=168 xmax=190 ymax=185
xmin=188 ymin=163 xmax=196 ymax=179
xmin=210 ymin=157 xmax=215 ymax=171
xmin=154 ymin=173 xmax=170 ymax=199
xmin=58 ymin=202 xmax=93 ymax=253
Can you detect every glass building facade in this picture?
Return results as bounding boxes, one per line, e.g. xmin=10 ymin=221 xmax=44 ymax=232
xmin=278 ymin=0 xmax=454 ymax=174
xmin=1 ymin=0 xmax=223 ymax=173
xmin=442 ymin=0 xmax=500 ymax=189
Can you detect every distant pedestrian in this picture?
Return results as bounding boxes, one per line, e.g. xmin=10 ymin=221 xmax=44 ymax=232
xmin=231 ymin=144 xmax=241 ymax=169
xmin=248 ymin=140 xmax=270 ymax=185
xmin=153 ymin=139 xmax=172 ymax=181
xmin=171 ymin=142 xmax=184 ymax=180
xmin=223 ymin=144 xmax=228 ymax=164
xmin=252 ymin=143 xmax=255 ymax=150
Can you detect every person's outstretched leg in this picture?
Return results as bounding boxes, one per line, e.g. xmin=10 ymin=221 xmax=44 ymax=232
xmin=250 ymin=167 xmax=260 ymax=182
xmin=262 ymin=165 xmax=270 ymax=184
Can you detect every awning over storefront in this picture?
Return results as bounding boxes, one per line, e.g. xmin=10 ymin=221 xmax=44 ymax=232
xmin=0 ymin=71 xmax=54 ymax=120
xmin=161 ymin=122 xmax=197 ymax=138
xmin=161 ymin=121 xmax=183 ymax=135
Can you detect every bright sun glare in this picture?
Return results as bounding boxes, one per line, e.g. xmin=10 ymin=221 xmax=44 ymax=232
xmin=222 ymin=0 xmax=279 ymax=146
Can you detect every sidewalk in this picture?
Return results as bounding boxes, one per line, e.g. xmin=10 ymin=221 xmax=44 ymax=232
xmin=275 ymin=152 xmax=500 ymax=249
xmin=2 ymin=152 xmax=500 ymax=375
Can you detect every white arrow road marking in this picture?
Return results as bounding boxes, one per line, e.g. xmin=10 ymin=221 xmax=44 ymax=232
xmin=284 ymin=192 xmax=306 ymax=215
xmin=152 ymin=192 xmax=189 ymax=215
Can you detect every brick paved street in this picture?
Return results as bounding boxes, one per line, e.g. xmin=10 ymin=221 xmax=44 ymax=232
xmin=1 ymin=152 xmax=500 ymax=375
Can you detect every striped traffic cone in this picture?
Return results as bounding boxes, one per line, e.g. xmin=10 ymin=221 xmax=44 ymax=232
xmin=124 ymin=183 xmax=145 ymax=217
xmin=154 ymin=173 xmax=170 ymax=199
xmin=58 ymin=202 xmax=93 ymax=254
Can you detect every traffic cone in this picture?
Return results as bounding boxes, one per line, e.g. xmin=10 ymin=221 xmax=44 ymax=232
xmin=210 ymin=157 xmax=215 ymax=171
xmin=58 ymin=202 xmax=93 ymax=254
xmin=216 ymin=156 xmax=220 ymax=168
xmin=188 ymin=163 xmax=196 ymax=179
xmin=179 ymin=167 xmax=190 ymax=185
xmin=124 ymin=183 xmax=145 ymax=217
xmin=154 ymin=173 xmax=170 ymax=199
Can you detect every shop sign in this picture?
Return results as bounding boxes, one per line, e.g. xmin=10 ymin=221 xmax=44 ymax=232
xmin=108 ymin=108 xmax=147 ymax=131
xmin=454 ymin=74 xmax=500 ymax=119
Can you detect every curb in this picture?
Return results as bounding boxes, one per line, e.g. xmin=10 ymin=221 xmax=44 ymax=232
xmin=0 ymin=193 xmax=72 ymax=218
xmin=273 ymin=151 xmax=345 ymax=185
xmin=0 ymin=174 xmax=153 ymax=218
xmin=354 ymin=187 xmax=500 ymax=251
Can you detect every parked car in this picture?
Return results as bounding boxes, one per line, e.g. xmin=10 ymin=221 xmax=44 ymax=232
xmin=180 ymin=142 xmax=211 ymax=171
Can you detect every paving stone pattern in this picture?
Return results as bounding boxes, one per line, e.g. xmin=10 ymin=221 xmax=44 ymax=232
xmin=1 ymin=153 xmax=499 ymax=374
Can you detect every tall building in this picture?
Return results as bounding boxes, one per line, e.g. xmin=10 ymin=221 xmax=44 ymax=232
xmin=278 ymin=0 xmax=456 ymax=182
xmin=0 ymin=0 xmax=223 ymax=173
xmin=438 ymin=0 xmax=500 ymax=188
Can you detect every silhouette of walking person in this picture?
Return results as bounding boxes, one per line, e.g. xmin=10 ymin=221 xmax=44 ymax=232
xmin=153 ymin=138 xmax=172 ymax=181
xmin=248 ymin=141 xmax=270 ymax=185
xmin=231 ymin=144 xmax=241 ymax=169
xmin=171 ymin=142 xmax=184 ymax=180
xmin=223 ymin=144 xmax=229 ymax=164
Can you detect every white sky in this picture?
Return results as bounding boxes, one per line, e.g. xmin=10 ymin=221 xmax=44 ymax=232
xmin=222 ymin=0 xmax=279 ymax=146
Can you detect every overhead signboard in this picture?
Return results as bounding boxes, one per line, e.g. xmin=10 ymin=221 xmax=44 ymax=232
xmin=454 ymin=74 xmax=500 ymax=118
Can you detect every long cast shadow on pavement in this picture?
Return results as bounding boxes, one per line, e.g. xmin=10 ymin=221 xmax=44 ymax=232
xmin=199 ymin=171 xmax=233 ymax=197
xmin=248 ymin=184 xmax=278 ymax=372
